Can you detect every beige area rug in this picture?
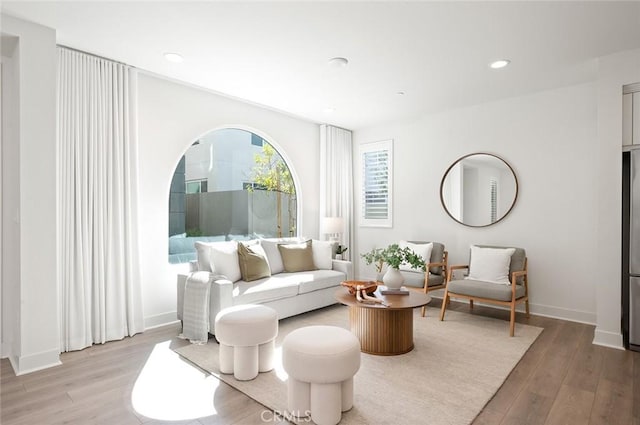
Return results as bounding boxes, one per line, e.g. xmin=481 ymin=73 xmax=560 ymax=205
xmin=174 ymin=305 xmax=542 ymax=425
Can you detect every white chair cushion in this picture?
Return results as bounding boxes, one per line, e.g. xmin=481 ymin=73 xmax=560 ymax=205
xmin=466 ymin=245 xmax=516 ymax=284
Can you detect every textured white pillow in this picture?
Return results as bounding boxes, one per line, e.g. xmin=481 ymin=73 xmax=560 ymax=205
xmin=466 ymin=246 xmax=516 ymax=284
xmin=398 ymin=241 xmax=433 ymax=272
xmin=208 ymin=240 xmax=242 ymax=282
xmin=312 ymin=240 xmax=334 ymax=270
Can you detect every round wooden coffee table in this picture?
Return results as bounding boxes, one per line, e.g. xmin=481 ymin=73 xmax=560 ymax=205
xmin=335 ymin=285 xmax=431 ymax=356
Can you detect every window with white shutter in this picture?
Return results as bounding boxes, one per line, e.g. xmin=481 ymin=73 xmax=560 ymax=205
xmin=359 ymin=140 xmax=393 ymax=227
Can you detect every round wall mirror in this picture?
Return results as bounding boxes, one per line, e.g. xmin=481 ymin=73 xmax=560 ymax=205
xmin=440 ymin=153 xmax=518 ymax=227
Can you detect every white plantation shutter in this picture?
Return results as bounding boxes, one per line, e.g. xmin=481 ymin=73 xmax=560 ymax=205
xmin=360 ymin=140 xmax=393 ymax=227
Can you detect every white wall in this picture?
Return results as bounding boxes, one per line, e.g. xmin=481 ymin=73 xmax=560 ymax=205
xmin=1 ymin=15 xmax=60 ymax=373
xmin=1 ymin=35 xmax=20 ymax=361
xmin=594 ymin=48 xmax=640 ymax=348
xmin=354 ymin=82 xmax=600 ymax=325
xmin=137 ymin=74 xmax=320 ymax=328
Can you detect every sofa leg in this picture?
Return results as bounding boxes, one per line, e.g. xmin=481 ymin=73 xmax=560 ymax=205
xmin=469 ymin=299 xmax=474 ymax=310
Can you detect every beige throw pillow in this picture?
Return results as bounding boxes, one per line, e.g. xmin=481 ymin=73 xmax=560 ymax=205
xmin=237 ymin=243 xmax=271 ymax=282
xmin=278 ymin=240 xmax=317 ymax=272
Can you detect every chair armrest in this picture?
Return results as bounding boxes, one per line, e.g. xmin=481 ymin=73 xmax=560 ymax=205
xmin=426 ymin=261 xmax=446 ymax=272
xmin=511 ymin=270 xmax=527 ymax=285
xmin=447 ymin=264 xmax=469 ymax=282
xmin=332 ymin=260 xmax=353 ymax=281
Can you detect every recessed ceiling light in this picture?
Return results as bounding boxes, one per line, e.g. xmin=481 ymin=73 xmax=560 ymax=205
xmin=328 ymin=57 xmax=349 ymax=68
xmin=397 ymin=91 xmax=405 ymax=96
xmin=323 ymin=107 xmax=336 ymax=114
xmin=164 ymin=52 xmax=184 ymax=63
xmin=489 ymin=59 xmax=510 ymax=69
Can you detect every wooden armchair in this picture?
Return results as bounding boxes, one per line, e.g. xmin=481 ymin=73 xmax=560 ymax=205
xmin=439 ymin=245 xmax=529 ymax=336
xmin=397 ymin=241 xmax=448 ymax=317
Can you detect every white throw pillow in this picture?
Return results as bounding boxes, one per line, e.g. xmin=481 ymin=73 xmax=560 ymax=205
xmin=398 ymin=241 xmax=433 ymax=272
xmin=260 ymin=237 xmax=303 ymax=274
xmin=312 ymin=240 xmax=334 ymax=270
xmin=466 ymin=246 xmax=516 ymax=284
xmin=208 ymin=240 xmax=242 ymax=282
xmin=194 ymin=241 xmax=217 ymax=272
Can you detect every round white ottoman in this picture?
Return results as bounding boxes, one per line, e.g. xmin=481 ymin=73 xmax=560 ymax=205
xmin=282 ymin=325 xmax=361 ymax=425
xmin=214 ymin=304 xmax=278 ymax=381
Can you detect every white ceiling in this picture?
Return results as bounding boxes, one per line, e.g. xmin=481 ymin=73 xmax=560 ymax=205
xmin=3 ymin=1 xmax=640 ymax=130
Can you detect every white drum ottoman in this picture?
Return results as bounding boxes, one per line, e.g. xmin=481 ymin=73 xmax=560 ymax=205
xmin=282 ymin=325 xmax=361 ymax=425
xmin=214 ymin=304 xmax=278 ymax=381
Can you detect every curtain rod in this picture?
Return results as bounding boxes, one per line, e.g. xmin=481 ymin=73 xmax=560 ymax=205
xmin=57 ymin=44 xmax=132 ymax=67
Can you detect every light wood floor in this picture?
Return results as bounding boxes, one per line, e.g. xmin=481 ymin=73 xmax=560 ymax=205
xmin=1 ymin=300 xmax=639 ymax=425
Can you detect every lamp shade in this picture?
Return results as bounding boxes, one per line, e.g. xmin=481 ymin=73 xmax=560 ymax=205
xmin=322 ymin=217 xmax=343 ymax=235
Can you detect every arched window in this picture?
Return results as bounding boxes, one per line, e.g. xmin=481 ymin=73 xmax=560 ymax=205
xmin=168 ymin=128 xmax=297 ymax=263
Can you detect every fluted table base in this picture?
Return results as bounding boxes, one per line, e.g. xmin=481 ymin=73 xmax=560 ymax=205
xmin=348 ymin=306 xmax=414 ymax=355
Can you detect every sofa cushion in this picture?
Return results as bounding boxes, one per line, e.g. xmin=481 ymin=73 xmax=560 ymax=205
xmin=295 ymin=269 xmax=346 ymax=294
xmin=238 ymin=242 xmax=271 ymax=282
xmin=232 ymin=275 xmax=302 ymax=305
xmin=260 ymin=237 xmax=303 ymax=274
xmin=278 ymin=240 xmax=317 ymax=272
xmin=399 ymin=241 xmax=432 ymax=272
xmin=466 ymin=245 xmax=515 ymax=284
xmin=448 ymin=279 xmax=525 ymax=301
xmin=311 ymin=239 xmax=334 ymax=270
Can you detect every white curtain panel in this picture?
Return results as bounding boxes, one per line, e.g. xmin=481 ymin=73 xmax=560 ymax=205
xmin=57 ymin=47 xmax=143 ymax=351
xmin=319 ymin=124 xmax=354 ymax=258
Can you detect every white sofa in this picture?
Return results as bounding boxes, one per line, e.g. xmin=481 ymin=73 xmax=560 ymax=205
xmin=177 ymin=237 xmax=353 ymax=333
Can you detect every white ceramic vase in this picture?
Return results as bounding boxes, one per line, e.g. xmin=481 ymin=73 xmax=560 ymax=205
xmin=382 ymin=267 xmax=404 ymax=289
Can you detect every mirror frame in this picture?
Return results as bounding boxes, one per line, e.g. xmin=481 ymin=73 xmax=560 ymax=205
xmin=440 ymin=152 xmax=518 ymax=228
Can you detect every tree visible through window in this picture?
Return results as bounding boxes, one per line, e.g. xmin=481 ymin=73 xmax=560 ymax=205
xmin=167 ymin=128 xmax=297 ymax=263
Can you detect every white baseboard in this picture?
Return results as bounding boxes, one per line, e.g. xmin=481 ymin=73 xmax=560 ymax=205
xmin=144 ymin=311 xmax=179 ymax=330
xmin=526 ymin=302 xmax=596 ymax=325
xmin=420 ymin=287 xmax=597 ymax=325
xmin=593 ymin=328 xmax=624 ymax=350
xmin=12 ymin=348 xmax=61 ymax=376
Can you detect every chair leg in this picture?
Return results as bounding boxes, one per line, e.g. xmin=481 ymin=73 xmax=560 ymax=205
xmin=439 ymin=290 xmax=449 ymax=321
xmin=509 ymin=303 xmax=516 ymax=337
xmin=421 ymin=305 xmax=426 ymax=317
xmin=525 ymin=299 xmax=530 ymax=318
